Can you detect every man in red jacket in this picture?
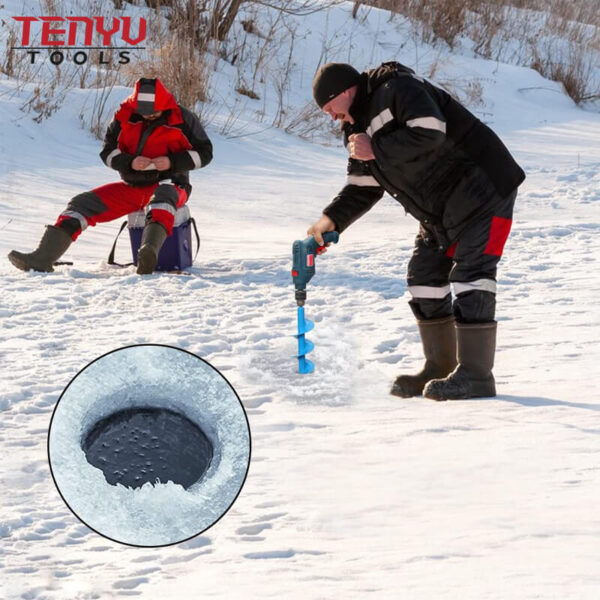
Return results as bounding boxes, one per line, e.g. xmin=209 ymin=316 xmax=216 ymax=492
xmin=8 ymin=77 xmax=213 ymax=274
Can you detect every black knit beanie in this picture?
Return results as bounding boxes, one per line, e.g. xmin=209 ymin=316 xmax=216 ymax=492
xmin=312 ymin=63 xmax=360 ymax=108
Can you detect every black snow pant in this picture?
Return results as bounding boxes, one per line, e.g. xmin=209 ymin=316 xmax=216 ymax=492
xmin=407 ymin=190 xmax=517 ymax=324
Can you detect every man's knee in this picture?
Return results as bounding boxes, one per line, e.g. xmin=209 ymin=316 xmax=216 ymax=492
xmin=407 ymin=283 xmax=453 ymax=321
xmin=408 ymin=297 xmax=453 ymax=321
xmin=453 ymin=290 xmax=495 ymax=323
xmin=145 ymin=185 xmax=180 ymax=233
xmin=68 ymin=191 xmax=107 ymax=216
xmin=56 ymin=191 xmax=106 ymax=239
xmin=150 ymin=184 xmax=179 ymax=207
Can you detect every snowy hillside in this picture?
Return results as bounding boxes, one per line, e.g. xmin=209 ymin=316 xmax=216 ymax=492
xmin=1 ymin=1 xmax=600 ymax=599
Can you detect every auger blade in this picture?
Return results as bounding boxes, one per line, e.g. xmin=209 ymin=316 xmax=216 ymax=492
xmin=298 ymin=357 xmax=315 ymax=374
xmin=296 ymin=306 xmax=315 ymax=374
xmin=296 ymin=306 xmax=314 ymax=333
xmin=295 ymin=318 xmax=314 ymax=336
xmin=295 ymin=338 xmax=314 ymax=357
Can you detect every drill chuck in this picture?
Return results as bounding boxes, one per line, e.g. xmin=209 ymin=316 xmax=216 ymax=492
xmin=295 ymin=289 xmax=306 ymax=307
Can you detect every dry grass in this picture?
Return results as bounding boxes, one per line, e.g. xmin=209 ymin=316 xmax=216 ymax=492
xmin=283 ymin=101 xmax=342 ymax=144
xmin=129 ymin=0 xmax=215 ymax=113
xmin=355 ymin=0 xmax=600 ymax=104
xmin=363 ymin=0 xmax=468 ymax=48
xmin=236 ymin=85 xmax=260 ymax=99
xmin=127 ymin=41 xmax=212 ymax=109
xmin=5 ymin=0 xmax=598 ymax=137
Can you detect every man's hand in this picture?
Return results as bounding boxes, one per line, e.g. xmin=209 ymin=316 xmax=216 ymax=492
xmin=348 ymin=133 xmax=375 ymax=161
xmin=307 ymin=214 xmax=336 ymax=246
xmin=153 ymin=156 xmax=171 ymax=171
xmin=132 ymin=156 xmax=153 ymax=171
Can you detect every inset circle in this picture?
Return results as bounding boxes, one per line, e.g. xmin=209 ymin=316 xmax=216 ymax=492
xmin=48 ymin=344 xmax=251 ymax=547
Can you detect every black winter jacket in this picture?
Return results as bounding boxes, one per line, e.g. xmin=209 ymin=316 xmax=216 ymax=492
xmin=323 ymin=62 xmax=525 ymax=248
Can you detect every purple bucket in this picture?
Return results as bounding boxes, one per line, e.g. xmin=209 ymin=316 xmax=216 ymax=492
xmin=128 ymin=206 xmax=194 ymax=271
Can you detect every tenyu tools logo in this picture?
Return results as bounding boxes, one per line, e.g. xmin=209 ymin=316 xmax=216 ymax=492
xmin=11 ymin=16 xmax=147 ymax=65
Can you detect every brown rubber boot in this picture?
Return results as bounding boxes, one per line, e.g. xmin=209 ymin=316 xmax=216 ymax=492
xmin=136 ymin=222 xmax=168 ymax=275
xmin=390 ymin=316 xmax=457 ymax=397
xmin=8 ymin=225 xmax=72 ymax=272
xmin=423 ymin=321 xmax=497 ymax=401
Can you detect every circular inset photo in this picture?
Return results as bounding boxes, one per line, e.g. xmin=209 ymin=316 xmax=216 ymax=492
xmin=48 ymin=344 xmax=251 ymax=547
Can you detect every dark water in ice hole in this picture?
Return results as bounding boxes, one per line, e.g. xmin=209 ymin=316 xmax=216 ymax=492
xmin=82 ymin=407 xmax=214 ymax=490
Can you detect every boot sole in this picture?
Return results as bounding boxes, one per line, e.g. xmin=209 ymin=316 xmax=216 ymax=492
xmin=424 ymin=385 xmax=497 ymax=401
xmin=8 ymin=251 xmax=54 ymax=272
xmin=390 ymin=371 xmax=455 ymax=399
xmin=390 ymin=383 xmax=423 ymax=398
xmin=136 ymin=245 xmax=158 ymax=275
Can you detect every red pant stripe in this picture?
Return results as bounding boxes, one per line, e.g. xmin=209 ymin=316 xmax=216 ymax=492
xmin=484 ymin=217 xmax=512 ymax=256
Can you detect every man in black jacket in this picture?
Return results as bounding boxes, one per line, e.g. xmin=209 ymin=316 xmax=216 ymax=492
xmin=308 ymin=62 xmax=525 ymax=401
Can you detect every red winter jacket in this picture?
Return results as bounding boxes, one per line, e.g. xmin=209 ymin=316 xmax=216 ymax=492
xmin=100 ymin=78 xmax=213 ymax=191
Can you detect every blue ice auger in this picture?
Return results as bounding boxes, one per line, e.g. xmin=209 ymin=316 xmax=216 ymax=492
xmin=295 ymin=306 xmax=315 ymax=374
xmin=291 ymin=231 xmax=339 ymax=374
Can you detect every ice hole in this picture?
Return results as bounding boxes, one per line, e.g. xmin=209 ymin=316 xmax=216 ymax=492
xmin=82 ymin=407 xmax=214 ymax=490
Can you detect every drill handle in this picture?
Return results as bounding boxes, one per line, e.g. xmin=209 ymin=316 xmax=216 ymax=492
xmin=320 ymin=231 xmax=340 ymax=246
xmin=311 ymin=230 xmax=339 ymax=255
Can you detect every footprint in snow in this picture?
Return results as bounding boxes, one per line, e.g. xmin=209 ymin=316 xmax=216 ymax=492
xmin=243 ymin=549 xmax=296 ymax=559
xmin=112 ymin=576 xmax=149 ymax=590
xmin=236 ymin=523 xmax=272 ymax=536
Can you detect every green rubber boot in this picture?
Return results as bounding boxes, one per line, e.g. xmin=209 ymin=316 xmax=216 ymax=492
xmin=424 ymin=321 xmax=497 ymax=401
xmin=390 ymin=316 xmax=457 ymax=398
xmin=136 ymin=222 xmax=168 ymax=275
xmin=8 ymin=225 xmax=72 ymax=272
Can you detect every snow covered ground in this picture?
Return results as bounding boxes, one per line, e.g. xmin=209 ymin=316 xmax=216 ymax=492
xmin=1 ymin=2 xmax=600 ymax=599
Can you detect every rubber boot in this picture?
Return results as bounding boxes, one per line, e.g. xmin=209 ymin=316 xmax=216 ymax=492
xmin=136 ymin=222 xmax=168 ymax=275
xmin=8 ymin=225 xmax=72 ymax=272
xmin=390 ymin=316 xmax=457 ymax=398
xmin=423 ymin=321 xmax=497 ymax=401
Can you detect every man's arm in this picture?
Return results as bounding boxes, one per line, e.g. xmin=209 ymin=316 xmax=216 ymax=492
xmin=169 ymin=107 xmax=214 ymax=172
xmin=370 ymin=77 xmax=446 ymax=166
xmin=322 ymin=158 xmax=384 ymax=233
xmin=99 ymin=118 xmax=135 ymax=172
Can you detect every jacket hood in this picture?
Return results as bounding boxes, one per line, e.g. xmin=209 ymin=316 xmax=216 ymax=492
xmin=115 ymin=78 xmax=182 ymax=125
xmin=364 ymin=61 xmax=415 ymax=92
xmin=349 ymin=61 xmax=415 ymax=121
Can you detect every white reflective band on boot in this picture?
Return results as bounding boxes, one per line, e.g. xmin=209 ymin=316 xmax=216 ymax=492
xmin=408 ymin=284 xmax=451 ymax=299
xmin=367 ymin=108 xmax=394 ymax=136
xmin=453 ymin=279 xmax=497 ymax=295
xmin=148 ymin=203 xmax=176 ymax=215
xmin=61 ymin=210 xmax=88 ymax=231
xmin=406 ymin=116 xmax=446 ymax=134
xmin=344 ymin=175 xmax=381 ymax=187
xmin=106 ymin=148 xmax=122 ymax=168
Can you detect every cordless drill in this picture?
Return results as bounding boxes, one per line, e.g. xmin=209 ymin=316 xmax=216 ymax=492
xmin=292 ymin=231 xmax=340 ymax=306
